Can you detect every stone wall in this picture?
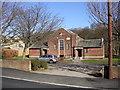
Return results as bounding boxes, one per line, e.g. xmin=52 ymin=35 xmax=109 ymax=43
xmin=0 ymin=60 xmax=31 ymax=71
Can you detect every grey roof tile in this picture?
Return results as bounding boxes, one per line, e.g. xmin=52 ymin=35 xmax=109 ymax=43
xmin=78 ymin=39 xmax=102 ymax=48
xmin=29 ymin=42 xmax=48 ymax=48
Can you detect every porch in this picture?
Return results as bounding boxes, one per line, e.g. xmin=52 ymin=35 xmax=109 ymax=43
xmin=74 ymin=46 xmax=83 ymax=60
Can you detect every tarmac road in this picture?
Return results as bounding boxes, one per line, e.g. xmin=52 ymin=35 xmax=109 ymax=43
xmin=2 ymin=77 xmax=69 ymax=88
xmin=1 ymin=68 xmax=119 ymax=90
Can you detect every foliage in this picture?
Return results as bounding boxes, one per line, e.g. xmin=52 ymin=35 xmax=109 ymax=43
xmin=2 ymin=49 xmax=18 ymax=60
xmin=31 ymin=59 xmax=48 ymax=71
xmin=81 ymin=58 xmax=120 ymax=63
xmin=2 ymin=52 xmax=6 ymax=59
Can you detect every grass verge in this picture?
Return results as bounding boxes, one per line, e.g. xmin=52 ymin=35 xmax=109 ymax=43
xmin=81 ymin=58 xmax=120 ymax=63
xmin=12 ymin=56 xmax=27 ymax=60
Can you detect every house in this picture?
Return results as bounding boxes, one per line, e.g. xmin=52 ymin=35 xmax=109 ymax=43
xmin=29 ymin=28 xmax=104 ymax=59
xmin=2 ymin=36 xmax=29 ymax=56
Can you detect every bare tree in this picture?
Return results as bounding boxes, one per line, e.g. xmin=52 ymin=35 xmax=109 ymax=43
xmin=1 ymin=2 xmax=22 ymax=42
xmin=14 ymin=3 xmax=63 ymax=59
xmin=87 ymin=2 xmax=120 ymax=57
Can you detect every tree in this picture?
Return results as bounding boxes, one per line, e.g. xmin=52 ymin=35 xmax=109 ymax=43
xmin=13 ymin=3 xmax=63 ymax=59
xmin=1 ymin=2 xmax=22 ymax=42
xmin=87 ymin=2 xmax=120 ymax=57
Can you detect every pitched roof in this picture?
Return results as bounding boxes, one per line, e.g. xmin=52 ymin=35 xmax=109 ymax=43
xmin=78 ymin=39 xmax=103 ymax=48
xmin=29 ymin=42 xmax=48 ymax=49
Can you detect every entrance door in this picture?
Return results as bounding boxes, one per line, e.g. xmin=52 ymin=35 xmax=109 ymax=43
xmin=77 ymin=49 xmax=82 ymax=57
xmin=43 ymin=49 xmax=47 ymax=55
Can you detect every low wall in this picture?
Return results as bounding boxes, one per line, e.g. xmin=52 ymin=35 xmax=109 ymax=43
xmin=0 ymin=60 xmax=31 ymax=71
xmin=101 ymin=65 xmax=120 ymax=79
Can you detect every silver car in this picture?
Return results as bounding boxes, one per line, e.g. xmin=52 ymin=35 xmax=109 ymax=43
xmin=36 ymin=54 xmax=58 ymax=64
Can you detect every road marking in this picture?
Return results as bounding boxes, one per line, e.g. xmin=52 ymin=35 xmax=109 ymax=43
xmin=1 ymin=75 xmax=95 ymax=89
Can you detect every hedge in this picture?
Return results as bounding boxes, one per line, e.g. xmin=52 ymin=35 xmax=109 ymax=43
xmin=31 ymin=59 xmax=48 ymax=71
xmin=2 ymin=49 xmax=18 ymax=60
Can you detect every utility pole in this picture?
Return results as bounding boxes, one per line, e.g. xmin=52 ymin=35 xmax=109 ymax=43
xmin=108 ymin=1 xmax=113 ymax=79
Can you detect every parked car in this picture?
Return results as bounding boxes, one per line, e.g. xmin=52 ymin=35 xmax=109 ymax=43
xmin=36 ymin=54 xmax=58 ymax=64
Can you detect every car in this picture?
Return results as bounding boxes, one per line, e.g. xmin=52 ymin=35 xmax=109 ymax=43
xmin=36 ymin=54 xmax=58 ymax=64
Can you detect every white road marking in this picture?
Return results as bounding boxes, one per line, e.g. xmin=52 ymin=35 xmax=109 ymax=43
xmin=1 ymin=75 xmax=95 ymax=89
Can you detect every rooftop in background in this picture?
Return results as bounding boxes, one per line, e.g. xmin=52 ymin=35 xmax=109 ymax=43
xmin=78 ymin=39 xmax=103 ymax=48
xmin=29 ymin=41 xmax=48 ymax=49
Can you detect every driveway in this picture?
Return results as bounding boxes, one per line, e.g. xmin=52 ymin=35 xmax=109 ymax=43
xmin=48 ymin=61 xmax=104 ymax=77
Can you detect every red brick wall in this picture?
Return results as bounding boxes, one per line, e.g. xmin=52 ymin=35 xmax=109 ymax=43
xmin=48 ymin=28 xmax=77 ymax=57
xmin=83 ymin=47 xmax=104 ymax=59
xmin=29 ymin=49 xmax=40 ymax=56
xmin=1 ymin=60 xmax=31 ymax=71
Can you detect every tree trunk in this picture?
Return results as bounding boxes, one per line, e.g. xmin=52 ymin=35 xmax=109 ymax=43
xmin=22 ymin=47 xmax=27 ymax=60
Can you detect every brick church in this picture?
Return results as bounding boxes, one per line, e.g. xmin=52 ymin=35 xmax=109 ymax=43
xmin=29 ymin=28 xmax=104 ymax=59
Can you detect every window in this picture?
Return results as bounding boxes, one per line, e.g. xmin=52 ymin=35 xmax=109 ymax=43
xmin=66 ymin=44 xmax=69 ymax=50
xmin=60 ymin=40 xmax=64 ymax=50
xmin=54 ymin=44 xmax=56 ymax=49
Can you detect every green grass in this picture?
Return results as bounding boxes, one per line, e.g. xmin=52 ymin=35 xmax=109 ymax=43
xmin=12 ymin=56 xmax=24 ymax=60
xmin=59 ymin=60 xmax=73 ymax=62
xmin=81 ymin=58 xmax=120 ymax=63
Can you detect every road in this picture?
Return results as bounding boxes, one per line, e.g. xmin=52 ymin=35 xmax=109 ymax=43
xmin=1 ymin=68 xmax=119 ymax=89
xmin=2 ymin=77 xmax=68 ymax=88
xmin=2 ymin=77 xmax=96 ymax=90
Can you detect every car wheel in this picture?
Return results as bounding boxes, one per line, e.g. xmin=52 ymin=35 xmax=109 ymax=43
xmin=49 ymin=60 xmax=53 ymax=64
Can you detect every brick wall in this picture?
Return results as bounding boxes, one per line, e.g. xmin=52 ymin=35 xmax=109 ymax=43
xmin=0 ymin=60 xmax=31 ymax=71
xmin=83 ymin=47 xmax=104 ymax=59
xmin=48 ymin=28 xmax=77 ymax=57
xmin=29 ymin=49 xmax=40 ymax=57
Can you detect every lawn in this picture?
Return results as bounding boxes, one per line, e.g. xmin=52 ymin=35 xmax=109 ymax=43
xmin=12 ymin=56 xmax=25 ymax=60
xmin=81 ymin=58 xmax=120 ymax=63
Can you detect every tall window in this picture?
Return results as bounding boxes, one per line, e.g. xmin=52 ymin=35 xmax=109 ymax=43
xmin=60 ymin=40 xmax=64 ymax=50
xmin=66 ymin=44 xmax=69 ymax=50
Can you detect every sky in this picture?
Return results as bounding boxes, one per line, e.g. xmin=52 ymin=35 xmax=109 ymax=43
xmin=22 ymin=2 xmax=91 ymax=30
xmin=46 ymin=2 xmax=90 ymax=29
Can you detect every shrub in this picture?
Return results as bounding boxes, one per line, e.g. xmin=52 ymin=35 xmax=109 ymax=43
xmin=31 ymin=59 xmax=47 ymax=71
xmin=2 ymin=52 xmax=6 ymax=59
xmin=2 ymin=49 xmax=18 ymax=60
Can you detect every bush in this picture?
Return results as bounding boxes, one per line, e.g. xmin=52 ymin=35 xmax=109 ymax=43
xmin=31 ymin=59 xmax=47 ymax=71
xmin=2 ymin=49 xmax=18 ymax=60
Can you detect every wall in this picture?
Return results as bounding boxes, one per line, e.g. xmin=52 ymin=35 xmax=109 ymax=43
xmin=83 ymin=47 xmax=104 ymax=59
xmin=29 ymin=49 xmax=40 ymax=57
xmin=48 ymin=28 xmax=77 ymax=57
xmin=102 ymin=65 xmax=120 ymax=79
xmin=0 ymin=60 xmax=31 ymax=71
